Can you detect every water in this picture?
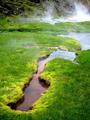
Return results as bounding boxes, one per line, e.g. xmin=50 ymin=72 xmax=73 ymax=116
xmin=8 ymin=58 xmax=50 ymax=111
xmin=16 ymin=73 xmax=46 ymax=111
xmin=48 ymin=49 xmax=76 ymax=61
xmin=68 ymin=32 xmax=90 ymax=50
xmin=59 ymin=32 xmax=90 ymax=50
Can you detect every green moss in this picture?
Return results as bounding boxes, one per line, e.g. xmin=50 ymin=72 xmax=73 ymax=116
xmin=32 ymin=50 xmax=90 ymax=120
xmin=0 ymin=50 xmax=89 ymax=120
xmin=76 ymin=50 xmax=90 ymax=64
xmin=0 ymin=31 xmax=79 ymax=104
xmin=0 ymin=18 xmax=90 ymax=32
xmin=0 ymin=0 xmax=41 ymax=16
xmin=0 ymin=18 xmax=90 ymax=120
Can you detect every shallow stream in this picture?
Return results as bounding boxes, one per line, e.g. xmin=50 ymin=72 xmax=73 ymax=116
xmin=8 ymin=49 xmax=76 ymax=111
xmin=8 ymin=29 xmax=90 ymax=111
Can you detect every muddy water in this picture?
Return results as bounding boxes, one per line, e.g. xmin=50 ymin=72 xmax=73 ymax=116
xmin=8 ymin=49 xmax=76 ymax=111
xmin=16 ymin=58 xmax=49 ymax=111
xmin=17 ymin=76 xmax=45 ymax=111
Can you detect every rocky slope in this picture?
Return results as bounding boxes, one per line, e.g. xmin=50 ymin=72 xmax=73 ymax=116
xmin=0 ymin=0 xmax=90 ymax=16
xmin=0 ymin=0 xmax=41 ymax=16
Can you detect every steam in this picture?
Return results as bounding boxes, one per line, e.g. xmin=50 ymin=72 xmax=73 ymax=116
xmin=18 ymin=1 xmax=90 ymax=24
xmin=68 ymin=2 xmax=90 ymax=22
xmin=40 ymin=1 xmax=90 ymax=23
xmin=68 ymin=32 xmax=90 ymax=50
xmin=40 ymin=1 xmax=56 ymax=24
xmin=58 ymin=32 xmax=90 ymax=50
xmin=38 ymin=0 xmax=62 ymax=24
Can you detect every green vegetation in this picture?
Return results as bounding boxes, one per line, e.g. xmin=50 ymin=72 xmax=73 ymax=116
xmin=35 ymin=51 xmax=90 ymax=120
xmin=0 ymin=17 xmax=90 ymax=32
xmin=0 ymin=31 xmax=80 ymax=103
xmin=0 ymin=17 xmax=90 ymax=120
xmin=0 ymin=0 xmax=41 ymax=16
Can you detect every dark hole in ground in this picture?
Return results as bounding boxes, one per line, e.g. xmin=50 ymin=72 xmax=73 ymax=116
xmin=39 ymin=78 xmax=50 ymax=88
xmin=7 ymin=96 xmax=24 ymax=110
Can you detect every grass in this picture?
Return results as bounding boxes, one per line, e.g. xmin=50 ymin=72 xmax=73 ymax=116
xmin=33 ymin=50 xmax=90 ymax=120
xmin=0 ymin=18 xmax=90 ymax=120
xmin=0 ymin=47 xmax=90 ymax=120
xmin=0 ymin=17 xmax=90 ymax=32
xmin=0 ymin=31 xmax=79 ymax=104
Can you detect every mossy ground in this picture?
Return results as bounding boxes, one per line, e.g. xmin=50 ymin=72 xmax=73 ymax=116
xmin=37 ymin=51 xmax=90 ymax=120
xmin=0 ymin=17 xmax=90 ymax=32
xmin=0 ymin=18 xmax=90 ymax=120
xmin=0 ymin=0 xmax=41 ymax=16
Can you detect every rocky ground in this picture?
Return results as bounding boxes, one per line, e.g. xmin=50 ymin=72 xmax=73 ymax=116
xmin=0 ymin=0 xmax=90 ymax=16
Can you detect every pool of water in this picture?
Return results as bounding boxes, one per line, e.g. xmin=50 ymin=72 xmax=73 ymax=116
xmin=48 ymin=49 xmax=76 ymax=61
xmin=58 ymin=32 xmax=90 ymax=50
xmin=68 ymin=32 xmax=90 ymax=50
